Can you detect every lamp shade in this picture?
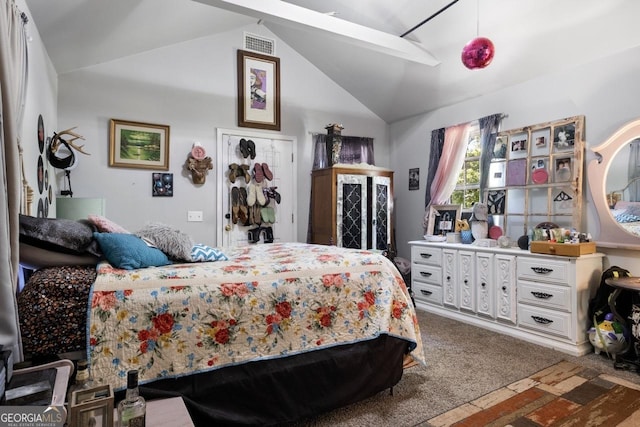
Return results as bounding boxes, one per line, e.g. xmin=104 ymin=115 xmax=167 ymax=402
xmin=56 ymin=197 xmax=105 ymax=220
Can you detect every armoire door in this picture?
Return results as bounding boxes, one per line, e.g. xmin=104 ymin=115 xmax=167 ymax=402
xmin=336 ymin=174 xmax=367 ymax=249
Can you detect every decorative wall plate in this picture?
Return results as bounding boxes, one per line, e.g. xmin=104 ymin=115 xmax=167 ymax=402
xmin=532 ymin=168 xmax=548 ymax=184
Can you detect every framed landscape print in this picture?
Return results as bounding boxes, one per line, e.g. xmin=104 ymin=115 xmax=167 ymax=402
xmin=237 ymin=49 xmax=281 ymax=131
xmin=109 ymin=119 xmax=170 ymax=170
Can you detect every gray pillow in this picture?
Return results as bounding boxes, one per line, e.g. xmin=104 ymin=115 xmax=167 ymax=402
xmin=134 ymin=222 xmax=194 ymax=261
xmin=19 ymin=214 xmax=102 ymax=256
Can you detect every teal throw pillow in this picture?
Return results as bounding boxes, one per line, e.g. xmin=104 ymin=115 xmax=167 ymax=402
xmin=93 ymin=232 xmax=171 ymax=270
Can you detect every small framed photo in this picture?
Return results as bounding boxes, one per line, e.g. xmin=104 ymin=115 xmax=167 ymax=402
xmin=69 ymin=385 xmax=114 ymax=427
xmin=152 ymin=173 xmax=173 ymax=197
xmin=237 ymin=49 xmax=281 ymax=131
xmin=553 ymin=123 xmax=576 ymax=151
xmin=109 ymin=119 xmax=170 ymax=170
xmin=492 ymin=135 xmax=508 ymax=160
xmin=427 ymin=204 xmax=461 ymax=236
xmin=409 ymin=168 xmax=419 ymax=190
xmin=555 ymin=157 xmax=572 ymax=182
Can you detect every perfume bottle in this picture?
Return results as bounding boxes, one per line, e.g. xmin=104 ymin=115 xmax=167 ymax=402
xmin=117 ymin=370 xmax=146 ymax=427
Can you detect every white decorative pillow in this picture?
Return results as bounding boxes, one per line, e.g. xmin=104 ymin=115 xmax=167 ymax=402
xmin=134 ymin=223 xmax=194 ymax=262
xmin=191 ymin=244 xmax=228 ymax=262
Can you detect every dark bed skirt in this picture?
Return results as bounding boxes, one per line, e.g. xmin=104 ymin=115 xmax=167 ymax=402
xmin=123 ymin=335 xmax=409 ymax=426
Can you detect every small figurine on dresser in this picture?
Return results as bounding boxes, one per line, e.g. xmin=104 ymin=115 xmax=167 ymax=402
xmin=470 ymin=202 xmax=488 ymax=241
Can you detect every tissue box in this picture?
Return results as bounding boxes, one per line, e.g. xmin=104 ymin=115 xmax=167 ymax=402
xmin=530 ymin=241 xmax=596 ymax=256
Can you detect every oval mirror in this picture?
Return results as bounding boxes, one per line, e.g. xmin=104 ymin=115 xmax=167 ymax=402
xmin=588 ymin=119 xmax=640 ymax=249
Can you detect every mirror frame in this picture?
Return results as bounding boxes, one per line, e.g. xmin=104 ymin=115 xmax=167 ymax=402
xmin=588 ymin=118 xmax=640 ymax=249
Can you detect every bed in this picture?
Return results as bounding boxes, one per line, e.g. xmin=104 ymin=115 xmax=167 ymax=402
xmin=17 ymin=215 xmax=424 ymax=425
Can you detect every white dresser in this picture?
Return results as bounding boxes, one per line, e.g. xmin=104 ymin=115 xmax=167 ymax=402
xmin=409 ymin=241 xmax=604 ymax=356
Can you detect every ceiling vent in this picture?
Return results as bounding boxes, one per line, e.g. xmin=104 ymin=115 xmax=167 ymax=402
xmin=243 ymin=32 xmax=276 ymax=56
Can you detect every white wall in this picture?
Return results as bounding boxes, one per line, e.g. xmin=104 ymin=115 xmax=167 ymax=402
xmin=390 ymin=45 xmax=640 ymax=274
xmin=18 ymin=0 xmax=58 ymax=217
xmin=55 ymin=24 xmax=388 ymax=246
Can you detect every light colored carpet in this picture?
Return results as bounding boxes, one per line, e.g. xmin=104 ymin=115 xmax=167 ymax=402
xmin=292 ymin=309 xmax=640 ymax=427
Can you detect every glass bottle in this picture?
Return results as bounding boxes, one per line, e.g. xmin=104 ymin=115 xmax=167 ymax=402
xmin=67 ymin=359 xmax=92 ymax=405
xmin=117 ymin=370 xmax=146 ymax=427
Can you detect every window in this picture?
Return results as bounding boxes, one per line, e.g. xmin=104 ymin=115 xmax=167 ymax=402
xmin=450 ymin=125 xmax=481 ymax=209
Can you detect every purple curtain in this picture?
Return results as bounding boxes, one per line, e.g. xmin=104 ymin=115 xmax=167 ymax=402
xmin=424 ymin=128 xmax=445 ymax=208
xmin=312 ymin=134 xmax=375 ymax=170
xmin=478 ymin=113 xmax=504 ymax=201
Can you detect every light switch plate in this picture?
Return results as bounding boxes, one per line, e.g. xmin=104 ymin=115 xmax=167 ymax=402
xmin=187 ymin=211 xmax=203 ymax=222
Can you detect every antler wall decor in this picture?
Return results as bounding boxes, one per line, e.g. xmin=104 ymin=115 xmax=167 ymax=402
xmin=50 ymin=127 xmax=90 ymax=155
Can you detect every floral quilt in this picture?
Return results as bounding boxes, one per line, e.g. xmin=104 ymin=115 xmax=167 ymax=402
xmin=87 ymin=243 xmax=425 ymax=390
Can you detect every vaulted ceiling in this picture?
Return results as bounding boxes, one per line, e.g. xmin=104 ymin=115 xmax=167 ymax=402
xmin=24 ymin=0 xmax=640 ymax=123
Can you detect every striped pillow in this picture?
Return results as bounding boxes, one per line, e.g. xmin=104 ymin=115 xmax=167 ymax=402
xmin=191 ymin=244 xmax=228 ymax=262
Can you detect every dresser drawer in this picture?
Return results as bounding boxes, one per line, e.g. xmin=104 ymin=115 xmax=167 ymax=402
xmin=517 ymin=257 xmax=569 ymax=285
xmin=518 ymin=304 xmax=571 ymax=339
xmin=518 ymin=280 xmax=571 ymax=311
xmin=412 ymin=281 xmax=443 ymax=305
xmin=411 ymin=245 xmax=442 ymax=265
xmin=413 ymin=264 xmax=442 ymax=285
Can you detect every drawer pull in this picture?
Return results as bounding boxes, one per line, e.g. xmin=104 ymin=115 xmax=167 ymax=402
xmin=420 ymin=290 xmax=433 ymax=296
xmin=420 ymin=271 xmax=432 ymax=277
xmin=502 ymin=286 xmax=507 ymax=291
xmin=420 ymin=253 xmax=432 ymax=259
xmin=447 ymin=276 xmax=451 ymax=280
xmin=531 ymin=267 xmax=553 ymax=274
xmin=531 ymin=291 xmax=553 ymax=299
xmin=481 ymin=282 xmax=486 ymax=288
xmin=531 ymin=316 xmax=553 ymax=324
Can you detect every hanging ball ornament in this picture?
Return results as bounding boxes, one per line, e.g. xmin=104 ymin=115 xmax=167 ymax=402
xmin=461 ymin=37 xmax=495 ymax=69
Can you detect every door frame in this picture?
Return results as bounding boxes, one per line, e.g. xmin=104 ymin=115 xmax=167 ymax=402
xmin=215 ymin=128 xmax=298 ymax=248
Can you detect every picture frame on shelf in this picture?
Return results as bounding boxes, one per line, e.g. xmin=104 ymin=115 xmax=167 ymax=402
xmin=109 ymin=119 xmax=170 ymax=170
xmin=237 ymin=49 xmax=281 ymax=131
xmin=427 ymin=204 xmax=461 ymax=236
xmin=409 ymin=167 xmax=419 ymax=190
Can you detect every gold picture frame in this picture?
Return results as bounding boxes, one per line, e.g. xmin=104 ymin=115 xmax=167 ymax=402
xmin=427 ymin=204 xmax=461 ymax=236
xmin=109 ymin=119 xmax=170 ymax=170
xmin=237 ymin=49 xmax=281 ymax=131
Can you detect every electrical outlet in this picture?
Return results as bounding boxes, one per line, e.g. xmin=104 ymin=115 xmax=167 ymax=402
xmin=187 ymin=211 xmax=203 ymax=222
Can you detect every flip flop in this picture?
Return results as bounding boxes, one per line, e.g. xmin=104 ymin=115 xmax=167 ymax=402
xmin=262 ymin=163 xmax=273 ymax=181
xmin=239 ymin=139 xmax=249 ymax=158
xmin=256 ymin=183 xmax=267 ymax=206
xmin=231 ymin=187 xmax=240 ymax=224
xmin=238 ymin=187 xmax=249 ymax=225
xmin=247 ymin=140 xmax=256 ymax=159
xmin=253 ymin=163 xmax=264 ymax=183
xmin=247 ymin=183 xmax=257 ymax=206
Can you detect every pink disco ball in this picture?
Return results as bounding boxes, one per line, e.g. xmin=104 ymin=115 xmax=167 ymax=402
xmin=461 ymin=37 xmax=495 ymax=69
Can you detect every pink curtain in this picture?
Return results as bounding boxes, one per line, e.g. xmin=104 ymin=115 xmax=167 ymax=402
xmin=422 ymin=123 xmax=470 ymax=229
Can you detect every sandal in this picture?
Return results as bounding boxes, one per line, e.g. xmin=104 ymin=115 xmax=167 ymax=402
xmin=238 ymin=187 xmax=249 ymax=225
xmin=253 ymin=163 xmax=264 ymax=183
xmin=262 ymin=163 xmax=273 ymax=181
xmin=231 ymin=187 xmax=240 ymax=224
xmin=240 ymin=164 xmax=251 ymax=183
xmin=247 ymin=183 xmax=257 ymax=206
xmin=239 ymin=138 xmax=250 ymax=158
xmin=228 ymin=163 xmax=239 ymax=183
xmin=262 ymin=226 xmax=274 ymax=243
xmin=248 ymin=226 xmax=262 ymax=243
xmin=247 ymin=140 xmax=256 ymax=159
xmin=256 ymin=183 xmax=267 ymax=206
